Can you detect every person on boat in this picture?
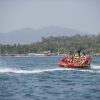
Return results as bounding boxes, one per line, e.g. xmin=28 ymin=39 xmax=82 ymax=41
xmin=62 ymin=55 xmax=73 ymax=62
xmin=77 ymin=49 xmax=81 ymax=57
xmin=81 ymin=52 xmax=86 ymax=59
xmin=73 ymin=49 xmax=84 ymax=62
xmin=73 ymin=54 xmax=79 ymax=62
xmin=70 ymin=55 xmax=74 ymax=62
xmin=62 ymin=56 xmax=67 ymax=62
xmin=81 ymin=52 xmax=87 ymax=64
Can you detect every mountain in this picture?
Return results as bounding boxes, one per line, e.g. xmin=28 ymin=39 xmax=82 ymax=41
xmin=0 ymin=26 xmax=85 ymax=44
xmin=37 ymin=26 xmax=82 ymax=36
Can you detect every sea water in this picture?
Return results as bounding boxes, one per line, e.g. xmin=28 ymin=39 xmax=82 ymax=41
xmin=0 ymin=56 xmax=100 ymax=100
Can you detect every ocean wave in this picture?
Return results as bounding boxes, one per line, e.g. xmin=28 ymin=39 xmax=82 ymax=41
xmin=0 ymin=65 xmax=100 ymax=74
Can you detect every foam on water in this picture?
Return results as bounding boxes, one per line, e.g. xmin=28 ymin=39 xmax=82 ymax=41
xmin=0 ymin=64 xmax=100 ymax=74
xmin=91 ymin=64 xmax=100 ymax=69
xmin=0 ymin=67 xmax=71 ymax=74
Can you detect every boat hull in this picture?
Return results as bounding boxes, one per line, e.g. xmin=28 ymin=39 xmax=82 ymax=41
xmin=58 ymin=63 xmax=90 ymax=69
xmin=58 ymin=61 xmax=90 ymax=69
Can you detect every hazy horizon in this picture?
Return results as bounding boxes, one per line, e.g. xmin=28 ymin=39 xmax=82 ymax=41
xmin=0 ymin=0 xmax=100 ymax=34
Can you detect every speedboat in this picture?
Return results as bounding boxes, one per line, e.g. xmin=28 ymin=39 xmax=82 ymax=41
xmin=58 ymin=55 xmax=91 ymax=69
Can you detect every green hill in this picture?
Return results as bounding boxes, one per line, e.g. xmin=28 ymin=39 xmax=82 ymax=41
xmin=0 ymin=34 xmax=100 ymax=55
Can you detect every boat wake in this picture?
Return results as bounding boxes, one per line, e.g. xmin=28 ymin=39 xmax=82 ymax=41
xmin=0 ymin=65 xmax=100 ymax=74
xmin=91 ymin=64 xmax=100 ymax=70
xmin=0 ymin=67 xmax=67 ymax=74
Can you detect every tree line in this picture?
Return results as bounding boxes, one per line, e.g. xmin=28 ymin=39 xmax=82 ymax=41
xmin=0 ymin=34 xmax=100 ymax=55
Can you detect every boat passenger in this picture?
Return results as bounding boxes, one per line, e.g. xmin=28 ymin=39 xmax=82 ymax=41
xmin=81 ymin=53 xmax=86 ymax=60
xmin=77 ymin=49 xmax=81 ymax=57
xmin=73 ymin=54 xmax=80 ymax=62
xmin=81 ymin=53 xmax=86 ymax=64
xmin=70 ymin=55 xmax=74 ymax=62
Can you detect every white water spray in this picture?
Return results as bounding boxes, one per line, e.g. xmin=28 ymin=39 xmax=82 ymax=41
xmin=0 ymin=64 xmax=100 ymax=74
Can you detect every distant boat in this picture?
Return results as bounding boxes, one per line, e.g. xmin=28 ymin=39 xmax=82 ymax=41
xmin=33 ymin=53 xmax=45 ymax=56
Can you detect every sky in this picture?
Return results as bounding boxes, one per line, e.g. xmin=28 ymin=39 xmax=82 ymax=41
xmin=0 ymin=0 xmax=100 ymax=34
